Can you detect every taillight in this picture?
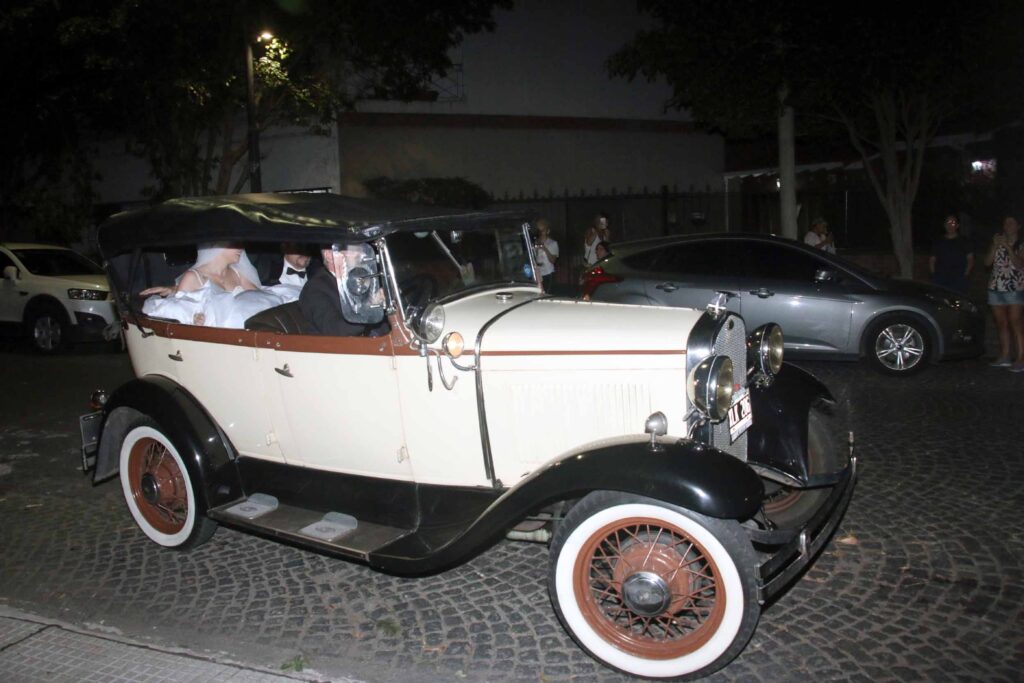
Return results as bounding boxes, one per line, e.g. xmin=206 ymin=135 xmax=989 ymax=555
xmin=579 ymin=266 xmax=623 ymax=300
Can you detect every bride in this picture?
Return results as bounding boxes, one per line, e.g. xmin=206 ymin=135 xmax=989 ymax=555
xmin=141 ymin=244 xmax=299 ymax=328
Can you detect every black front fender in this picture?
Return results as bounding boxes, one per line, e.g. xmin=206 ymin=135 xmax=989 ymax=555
xmin=94 ymin=376 xmax=242 ymax=511
xmin=371 ymin=438 xmax=763 ymax=574
xmin=748 ymin=362 xmax=835 ymax=483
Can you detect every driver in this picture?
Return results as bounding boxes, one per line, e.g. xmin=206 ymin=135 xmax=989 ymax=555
xmin=299 ymin=244 xmax=389 ymax=337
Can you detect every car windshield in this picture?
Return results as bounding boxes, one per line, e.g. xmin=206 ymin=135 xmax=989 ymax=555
xmin=386 ymin=224 xmax=536 ymax=307
xmin=13 ymin=249 xmax=103 ymax=276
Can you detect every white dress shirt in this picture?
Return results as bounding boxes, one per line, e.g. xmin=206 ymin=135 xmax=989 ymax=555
xmin=278 ymin=262 xmax=309 ymax=288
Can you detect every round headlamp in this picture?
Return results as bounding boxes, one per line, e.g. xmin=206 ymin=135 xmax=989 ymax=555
xmin=418 ymin=303 xmax=446 ymax=343
xmin=687 ymin=355 xmax=734 ymax=422
xmin=747 ymin=323 xmax=784 ymax=377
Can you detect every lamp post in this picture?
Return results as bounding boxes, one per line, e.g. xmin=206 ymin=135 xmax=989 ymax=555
xmin=245 ymin=31 xmax=272 ymax=193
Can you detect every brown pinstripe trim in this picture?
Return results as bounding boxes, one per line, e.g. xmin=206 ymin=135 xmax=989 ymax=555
xmin=129 ymin=313 xmax=401 ymax=356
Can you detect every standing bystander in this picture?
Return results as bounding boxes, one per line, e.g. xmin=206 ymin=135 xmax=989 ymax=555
xmin=534 ymin=218 xmax=559 ymax=292
xmin=984 ymin=215 xmax=1024 ymax=371
xmin=804 ymin=217 xmax=836 ymax=254
xmin=929 ymin=214 xmax=974 ymax=294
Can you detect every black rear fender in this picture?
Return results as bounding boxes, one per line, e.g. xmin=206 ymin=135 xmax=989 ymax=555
xmin=93 ymin=376 xmax=242 ymax=511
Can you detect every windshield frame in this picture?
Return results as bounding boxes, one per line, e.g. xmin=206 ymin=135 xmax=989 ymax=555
xmin=380 ymin=222 xmax=540 ymax=322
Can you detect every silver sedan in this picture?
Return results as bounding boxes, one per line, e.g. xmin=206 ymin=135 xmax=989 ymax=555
xmin=583 ymin=233 xmax=983 ymax=375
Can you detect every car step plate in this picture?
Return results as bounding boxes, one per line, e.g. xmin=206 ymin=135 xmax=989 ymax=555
xmin=223 ymin=493 xmax=279 ymax=519
xmin=299 ymin=512 xmax=358 ymax=542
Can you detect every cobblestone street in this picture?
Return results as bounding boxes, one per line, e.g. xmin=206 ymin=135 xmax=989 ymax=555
xmin=1 ymin=347 xmax=1021 ymax=682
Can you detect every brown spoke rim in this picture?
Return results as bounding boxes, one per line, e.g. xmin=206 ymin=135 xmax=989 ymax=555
xmin=126 ymin=436 xmax=188 ymax=535
xmin=573 ymin=516 xmax=726 ymax=660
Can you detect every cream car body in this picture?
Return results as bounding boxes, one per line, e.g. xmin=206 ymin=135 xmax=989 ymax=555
xmin=86 ymin=194 xmax=855 ymax=681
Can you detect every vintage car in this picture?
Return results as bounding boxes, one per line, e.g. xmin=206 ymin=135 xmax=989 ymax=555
xmin=81 ymin=193 xmax=855 ymax=680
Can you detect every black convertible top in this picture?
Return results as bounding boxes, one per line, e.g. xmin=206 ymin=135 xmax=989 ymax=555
xmin=98 ymin=193 xmax=532 ymax=256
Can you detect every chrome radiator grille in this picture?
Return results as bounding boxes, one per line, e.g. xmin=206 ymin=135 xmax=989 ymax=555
xmin=709 ymin=314 xmax=748 ymax=461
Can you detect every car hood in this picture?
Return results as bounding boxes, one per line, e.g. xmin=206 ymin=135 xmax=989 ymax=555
xmin=47 ymin=274 xmax=110 ymax=290
xmin=477 ymin=297 xmax=702 ymax=355
xmin=876 ymin=277 xmax=958 ymax=300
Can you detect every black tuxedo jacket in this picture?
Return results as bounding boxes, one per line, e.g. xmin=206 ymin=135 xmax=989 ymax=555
xmin=298 ymin=268 xmax=388 ymax=337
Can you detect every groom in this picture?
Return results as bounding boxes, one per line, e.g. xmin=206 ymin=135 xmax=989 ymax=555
xmin=256 ymin=242 xmax=312 ymax=287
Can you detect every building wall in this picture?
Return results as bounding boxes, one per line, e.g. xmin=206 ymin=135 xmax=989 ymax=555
xmin=335 ymin=122 xmax=723 ymax=198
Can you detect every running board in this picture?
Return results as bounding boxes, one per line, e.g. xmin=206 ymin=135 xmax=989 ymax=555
xmin=208 ymin=496 xmax=411 ymax=561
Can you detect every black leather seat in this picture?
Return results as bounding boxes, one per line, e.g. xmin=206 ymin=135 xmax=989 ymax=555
xmin=244 ymin=301 xmax=309 ymax=334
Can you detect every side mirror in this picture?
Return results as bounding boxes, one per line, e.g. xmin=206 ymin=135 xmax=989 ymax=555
xmin=814 ymin=268 xmax=835 ymax=283
xmin=3 ymin=265 xmax=18 ymax=281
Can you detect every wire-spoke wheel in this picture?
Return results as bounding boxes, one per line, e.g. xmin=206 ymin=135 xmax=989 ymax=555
xmin=550 ymin=493 xmax=759 ymax=679
xmin=119 ymin=421 xmax=216 ymax=549
xmin=865 ymin=316 xmax=930 ymax=376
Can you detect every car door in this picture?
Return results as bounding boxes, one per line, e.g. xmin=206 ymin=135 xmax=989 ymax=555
xmin=736 ymin=242 xmax=854 ymax=354
xmin=641 ymin=240 xmax=743 ymax=314
xmin=257 ymin=332 xmax=414 ymax=481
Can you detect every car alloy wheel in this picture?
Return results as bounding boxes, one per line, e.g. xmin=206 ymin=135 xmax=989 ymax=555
xmin=865 ymin=315 xmax=931 ymax=376
xmin=550 ymin=492 xmax=759 ymax=679
xmin=874 ymin=323 xmax=925 ymax=371
xmin=31 ymin=313 xmax=64 ymax=352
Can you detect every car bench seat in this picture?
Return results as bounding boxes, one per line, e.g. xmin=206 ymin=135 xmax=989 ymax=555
xmin=244 ymin=301 xmax=308 ymax=335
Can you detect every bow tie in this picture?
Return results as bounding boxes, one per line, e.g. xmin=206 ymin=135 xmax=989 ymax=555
xmin=286 ymin=267 xmax=307 ymax=279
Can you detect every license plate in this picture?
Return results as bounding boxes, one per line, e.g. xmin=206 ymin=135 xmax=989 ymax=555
xmin=727 ymin=391 xmax=752 ymax=443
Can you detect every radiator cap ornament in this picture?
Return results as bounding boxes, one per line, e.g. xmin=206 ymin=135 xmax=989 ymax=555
xmin=706 ymin=291 xmax=732 ymax=319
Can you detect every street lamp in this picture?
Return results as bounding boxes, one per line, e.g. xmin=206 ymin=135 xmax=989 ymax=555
xmin=245 ymin=31 xmax=272 ymax=193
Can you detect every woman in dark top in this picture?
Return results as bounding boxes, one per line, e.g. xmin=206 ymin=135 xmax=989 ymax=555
xmin=929 ymin=214 xmax=974 ymax=293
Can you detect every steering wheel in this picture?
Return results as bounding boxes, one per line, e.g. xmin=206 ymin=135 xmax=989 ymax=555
xmin=398 ymin=273 xmax=439 ymax=320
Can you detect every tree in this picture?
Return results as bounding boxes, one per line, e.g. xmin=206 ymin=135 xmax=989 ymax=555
xmin=807 ymin=5 xmax=1018 ymax=277
xmin=611 ymin=2 xmax=1020 ymax=277
xmin=1 ymin=0 xmax=509 ymax=222
xmin=0 ymin=1 xmax=111 ymax=242
xmin=608 ymin=1 xmax=807 ymax=239
xmin=92 ymin=0 xmax=509 ymax=199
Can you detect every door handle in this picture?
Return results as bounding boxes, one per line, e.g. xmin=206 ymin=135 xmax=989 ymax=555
xmin=655 ymin=282 xmax=679 ymax=292
xmin=275 ymin=363 xmax=293 ymax=378
xmin=168 ymin=351 xmax=183 ymax=361
xmin=749 ymin=288 xmax=775 ymax=298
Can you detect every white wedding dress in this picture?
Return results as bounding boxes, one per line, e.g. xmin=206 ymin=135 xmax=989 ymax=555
xmin=142 ymin=267 xmax=301 ymax=329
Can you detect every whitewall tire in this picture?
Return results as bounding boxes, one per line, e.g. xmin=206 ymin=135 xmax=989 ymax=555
xmin=118 ymin=422 xmax=215 ymax=549
xmin=549 ymin=492 xmax=759 ymax=679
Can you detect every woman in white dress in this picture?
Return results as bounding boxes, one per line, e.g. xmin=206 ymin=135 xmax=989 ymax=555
xmin=141 ymin=244 xmax=299 ymax=328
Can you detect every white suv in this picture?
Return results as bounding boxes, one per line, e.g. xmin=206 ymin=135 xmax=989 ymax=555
xmin=0 ymin=243 xmax=117 ymax=352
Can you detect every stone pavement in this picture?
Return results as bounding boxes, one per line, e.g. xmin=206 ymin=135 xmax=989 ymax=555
xmin=1 ymin=346 xmax=1022 ymax=681
xmin=0 ymin=606 xmax=335 ymax=682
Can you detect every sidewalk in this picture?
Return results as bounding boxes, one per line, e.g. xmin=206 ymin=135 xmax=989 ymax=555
xmin=0 ymin=607 xmax=350 ymax=683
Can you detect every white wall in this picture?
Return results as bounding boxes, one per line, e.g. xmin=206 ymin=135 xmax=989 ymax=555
xmin=336 ymin=124 xmax=723 ymax=197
